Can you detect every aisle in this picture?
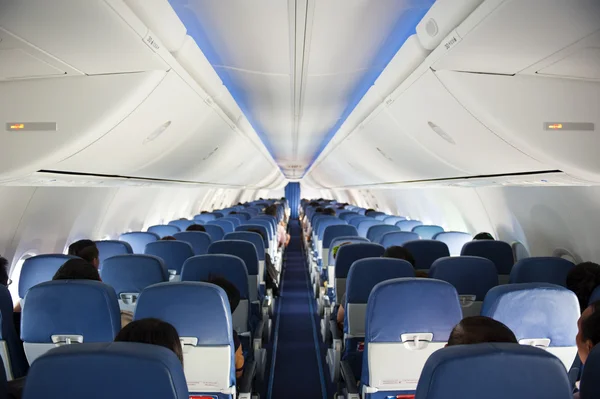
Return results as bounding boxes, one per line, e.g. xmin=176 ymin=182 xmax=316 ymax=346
xmin=268 ymin=220 xmax=330 ymax=399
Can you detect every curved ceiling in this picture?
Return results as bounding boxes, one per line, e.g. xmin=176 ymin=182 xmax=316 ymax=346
xmin=169 ymin=0 xmax=434 ymax=178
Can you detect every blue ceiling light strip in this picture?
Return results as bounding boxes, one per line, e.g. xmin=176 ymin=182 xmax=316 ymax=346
xmin=302 ymin=1 xmax=435 ymax=177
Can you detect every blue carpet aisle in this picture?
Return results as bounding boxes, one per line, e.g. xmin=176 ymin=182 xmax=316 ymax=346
xmin=268 ymin=220 xmax=333 ymax=399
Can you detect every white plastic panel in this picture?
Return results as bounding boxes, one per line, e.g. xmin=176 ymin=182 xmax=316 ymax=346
xmin=537 ymin=47 xmax=600 ymax=80
xmin=125 ymin=0 xmax=187 ymax=52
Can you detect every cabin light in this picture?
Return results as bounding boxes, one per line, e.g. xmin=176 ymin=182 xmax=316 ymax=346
xmin=547 ymin=123 xmax=563 ymax=130
xmin=9 ymin=124 xmax=24 ymax=130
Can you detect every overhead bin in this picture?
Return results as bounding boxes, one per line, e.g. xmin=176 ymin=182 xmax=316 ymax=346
xmin=125 ymin=0 xmax=187 ymax=52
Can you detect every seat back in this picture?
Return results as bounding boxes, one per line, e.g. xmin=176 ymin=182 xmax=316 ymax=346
xmin=334 ymin=243 xmax=385 ymax=302
xmin=357 ymin=220 xmax=384 ymax=238
xmin=21 ymin=280 xmax=121 ymax=364
xmin=172 ymin=232 xmax=212 ymax=255
xmin=144 ymin=241 xmax=194 ymax=278
xmin=366 ymin=225 xmax=399 ymax=243
xmin=415 ymin=343 xmax=572 ymax=399
xmin=208 ymin=240 xmax=259 ymax=302
xmin=323 ymin=225 xmax=359 ymax=266
xmin=235 ymin=224 xmax=269 ymax=249
xmin=168 ymin=219 xmax=195 ymax=231
xmin=95 ymin=240 xmax=133 ymax=269
xmin=229 ymin=214 xmax=249 ymax=223
xmin=22 ymin=342 xmax=189 ymax=399
xmin=366 ymin=211 xmax=386 ymax=220
xmin=581 ymin=344 xmax=600 ymax=399
xmin=0 ymin=286 xmax=28 ymax=379
xmin=18 ymin=254 xmax=79 ymax=299
xmin=193 ymin=214 xmax=216 ymax=223
xmin=383 ymin=216 xmax=406 ymax=225
xmin=378 ymin=231 xmax=420 ymax=248
xmin=461 ymin=240 xmax=515 ymax=279
xmin=119 ymin=232 xmax=159 ymax=254
xmin=349 ymin=216 xmax=370 ymax=228
xmin=207 ymin=219 xmax=235 ymax=234
xmin=134 ymin=282 xmax=235 ymax=396
xmin=220 ymin=217 xmax=241 ymax=228
xmin=203 ymin=224 xmax=226 ymax=242
xmin=224 ymin=232 xmax=266 ymax=284
xmin=147 ymin=224 xmax=181 ymax=238
xmin=339 ymin=212 xmax=358 ymax=221
xmin=403 ymin=240 xmax=450 ymax=271
xmin=482 ymin=283 xmax=579 ymax=370
xmin=509 ymin=257 xmax=575 ymax=287
xmin=430 ymin=256 xmax=498 ymax=317
xmin=181 ymin=255 xmax=250 ymax=334
xmin=396 ymin=220 xmax=423 ymax=232
xmin=412 ymin=225 xmax=444 ymax=239
xmin=248 ymin=219 xmax=274 ymax=242
xmin=433 ymin=231 xmax=473 ymax=256
xmin=362 ymin=278 xmax=462 ymax=396
xmin=100 ymin=254 xmax=167 ymax=311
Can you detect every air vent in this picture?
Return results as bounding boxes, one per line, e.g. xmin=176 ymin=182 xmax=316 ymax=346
xmin=286 ymin=164 xmax=303 ymax=169
xmin=428 ymin=121 xmax=456 ymax=145
xmin=202 ymin=147 xmax=219 ymax=161
xmin=143 ymin=121 xmax=171 ymax=144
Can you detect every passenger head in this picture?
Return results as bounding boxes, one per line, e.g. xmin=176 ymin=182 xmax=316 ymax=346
xmin=0 ymin=256 xmax=9 ymax=286
xmin=161 ymin=236 xmax=176 ymax=241
xmin=577 ymin=301 xmax=600 ymax=364
xmin=68 ymin=239 xmax=100 ymax=269
xmin=447 ymin=316 xmax=518 ymax=346
xmin=200 ymin=211 xmax=209 ymax=214
xmin=52 ymin=259 xmax=101 ymax=281
xmin=264 ymin=205 xmax=277 ymax=217
xmin=382 ymin=246 xmax=415 ymax=267
xmin=315 ymin=207 xmax=324 ymax=214
xmin=115 ymin=318 xmax=183 ymax=365
xmin=186 ymin=224 xmax=206 ymax=232
xmin=309 ymin=201 xmax=320 ymax=207
xmin=323 ymin=208 xmax=336 ymax=216
xmin=206 ymin=275 xmax=240 ymax=313
xmin=567 ymin=262 xmax=600 ymax=312
xmin=365 ymin=208 xmax=376 ymax=215
xmin=230 ymin=211 xmax=237 ymax=215
xmin=473 ymin=232 xmax=494 ymax=240
xmin=247 ymin=228 xmax=265 ymax=241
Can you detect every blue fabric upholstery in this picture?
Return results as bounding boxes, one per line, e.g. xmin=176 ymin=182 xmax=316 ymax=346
xmin=357 ymin=220 xmax=384 ymax=238
xmin=339 ymin=212 xmax=358 ymax=221
xmin=181 ymin=254 xmax=249 ymax=299
xmin=119 ymin=232 xmax=159 ymax=254
xmin=461 ymin=240 xmax=515 ymax=275
xmin=147 ymin=224 xmax=181 ymax=238
xmin=396 ymin=220 xmax=423 ymax=232
xmin=328 ymin=237 xmax=371 ymax=267
xmin=229 ymin=214 xmax=249 ymax=223
xmin=207 ymin=220 xmax=235 ymax=234
xmin=168 ymin=219 xmax=195 ymax=231
xmin=378 ymin=231 xmax=420 ymax=248
xmin=367 ymin=211 xmax=386 ymax=220
xmin=433 ymin=231 xmax=473 ymax=256
xmin=335 ymin=243 xmax=385 ymax=278
xmin=429 ymin=256 xmax=498 ymax=300
xmin=403 ymin=240 xmax=450 ymax=270
xmin=317 ymin=219 xmax=348 ymax=241
xmin=18 ymin=254 xmax=79 ymax=299
xmin=22 ymin=342 xmax=188 ymax=399
xmin=220 ymin=217 xmax=241 ymax=228
xmin=481 ymin=283 xmax=579 ymax=347
xmin=384 ymin=216 xmax=406 ymax=226
xmin=590 ymin=286 xmax=600 ymax=305
xmin=235 ymin=225 xmax=269 ymax=248
xmin=100 ymin=254 xmax=168 ymax=295
xmin=412 ymin=225 xmax=444 ymax=239
xmin=366 ymin=225 xmax=400 ymax=243
xmin=203 ymin=224 xmax=226 ymax=242
xmin=323 ymin=225 xmax=358 ymax=249
xmin=248 ymin=219 xmax=273 ymax=240
xmin=581 ymin=344 xmax=600 ymax=399
xmin=224 ymin=232 xmax=265 ymax=261
xmin=346 ymin=259 xmax=415 ymax=303
xmin=0 ymin=286 xmax=28 ymax=378
xmin=194 ymin=214 xmax=216 ymax=223
xmin=22 ymin=280 xmax=121 ymax=343
xmin=95 ymin=240 xmax=133 ymax=268
xmin=415 ymin=343 xmax=572 ymax=399
xmin=172 ymin=232 xmax=212 ymax=255
xmin=144 ymin=241 xmax=194 ymax=275
xmin=349 ymin=216 xmax=370 ymax=228
xmin=509 ymin=257 xmax=575 ymax=286
xmin=208 ymin=240 xmax=258 ymax=276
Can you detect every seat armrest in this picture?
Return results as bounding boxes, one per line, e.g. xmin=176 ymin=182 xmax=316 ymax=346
xmin=340 ymin=359 xmax=359 ymax=396
xmin=238 ymin=359 xmax=257 ymax=397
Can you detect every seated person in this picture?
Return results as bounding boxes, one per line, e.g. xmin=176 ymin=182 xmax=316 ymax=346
xmin=115 ymin=318 xmax=183 ymax=365
xmin=323 ymin=208 xmax=336 ymax=216
xmin=567 ymin=262 xmax=600 ymax=312
xmin=574 ymin=300 xmax=600 ymax=398
xmin=0 ymin=256 xmax=10 ymax=287
xmin=265 ymin=205 xmax=290 ymax=248
xmin=68 ymin=239 xmax=100 ymax=269
xmin=473 ymin=232 xmax=494 ymax=240
xmin=205 ymin=275 xmax=244 ymax=379
xmin=161 ymin=236 xmax=177 ymax=241
xmin=186 ymin=224 xmax=206 ymax=232
xmin=383 ymin=245 xmax=428 ymax=277
xmin=248 ymin=228 xmax=279 ymax=297
xmin=447 ymin=316 xmax=517 ymax=346
xmin=332 ymin=242 xmax=353 ymax=332
xmin=305 ymin=207 xmax=324 ymax=241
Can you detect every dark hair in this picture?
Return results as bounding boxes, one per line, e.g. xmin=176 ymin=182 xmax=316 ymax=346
xmin=200 ymin=211 xmax=209 ymax=214
xmin=68 ymin=239 xmax=99 ymax=264
xmin=382 ymin=246 xmax=415 ymax=267
xmin=473 ymin=232 xmax=494 ymax=240
xmin=581 ymin=301 xmax=600 ymax=347
xmin=0 ymin=256 xmax=9 ymax=286
xmin=206 ymin=275 xmax=240 ymax=313
xmin=161 ymin=236 xmax=177 ymax=241
xmin=365 ymin=209 xmax=376 ymax=215
xmin=115 ymin=318 xmax=183 ymax=365
xmin=315 ymin=207 xmax=324 ymax=213
xmin=323 ymin=208 xmax=336 ymax=216
xmin=447 ymin=316 xmax=518 ymax=346
xmin=52 ymin=259 xmax=101 ymax=281
xmin=247 ymin=228 xmax=265 ymax=241
xmin=415 ymin=270 xmax=429 ymax=278
xmin=309 ymin=201 xmax=320 ymax=207
xmin=567 ymin=262 xmax=600 ymax=312
xmin=186 ymin=224 xmax=206 ymax=232
xmin=230 ymin=211 xmax=237 ymax=215
xmin=265 ymin=205 xmax=277 ymax=217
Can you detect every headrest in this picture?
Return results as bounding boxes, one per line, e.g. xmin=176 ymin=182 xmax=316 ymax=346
xmin=203 ymin=224 xmax=225 ymax=242
xmin=100 ymin=254 xmax=167 ymax=294
xmin=433 ymin=231 xmax=472 ymax=256
xmin=403 ymin=240 xmax=450 ymax=270
xmin=317 ymin=219 xmax=347 ymax=240
xmin=349 ymin=216 xmax=369 ymax=228
xmin=378 ymin=231 xmax=420 ymax=248
xmin=322 ymin=225 xmax=358 ymax=248
xmin=172 ymin=232 xmax=212 ymax=255
xmin=194 ymin=214 xmax=216 ymax=223
xmin=366 ymin=225 xmax=400 ymax=243
xmin=19 ymin=254 xmax=79 ymax=298
xmin=335 ymin=243 xmax=385 ymax=278
xmin=220 ymin=217 xmax=241 ymax=228
xmin=339 ymin=212 xmax=358 ymax=221
xmin=143 ymin=241 xmax=194 ymax=274
xmin=230 ymin=213 xmax=250 ymax=222
xmin=248 ymin=219 xmax=273 ymax=238
xmin=22 ymin=342 xmax=188 ymax=399
xmin=119 ymin=232 xmax=159 ymax=254
xmin=383 ymin=216 xmax=406 ymax=225
xmin=135 ymin=282 xmax=233 ymax=346
xmin=396 ymin=220 xmax=423 ymax=232
xmin=181 ymin=254 xmax=249 ymax=299
xmin=365 ymin=278 xmax=461 ymax=343
xmin=95 ymin=240 xmax=133 ymax=267
xmin=224 ymin=232 xmax=265 ymax=260
xmin=208 ymin=240 xmax=258 ymax=275
xmin=373 ymin=213 xmax=389 ymax=221
xmin=415 ymin=343 xmax=572 ymax=399
xmin=412 ymin=225 xmax=444 ymax=240
xmin=346 ymin=259 xmax=415 ymax=303
xmin=581 ymin=344 xmax=600 ymax=399
xmin=357 ymin=220 xmax=384 ymax=238
xmin=207 ymin=219 xmax=235 ymax=234
xmin=236 ymin=225 xmax=269 ymax=247
xmin=481 ymin=283 xmax=579 ymax=346
xmin=328 ymin=237 xmax=371 ymax=266
xmin=366 ymin=211 xmax=386 ymax=219
xmin=168 ymin=219 xmax=195 ymax=231
xmin=430 ymin=256 xmax=498 ymax=300
xmin=461 ymin=240 xmax=514 ymax=275
xmin=147 ymin=225 xmax=181 ymax=238
xmin=21 ymin=280 xmax=121 ymax=343
xmin=509 ymin=257 xmax=574 ymax=286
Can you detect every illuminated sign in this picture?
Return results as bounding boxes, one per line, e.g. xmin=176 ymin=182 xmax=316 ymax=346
xmin=544 ymin=122 xmax=594 ymax=131
xmin=6 ymin=122 xmax=57 ymax=132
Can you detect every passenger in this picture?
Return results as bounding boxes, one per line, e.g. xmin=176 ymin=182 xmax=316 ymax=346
xmin=447 ymin=316 xmax=517 ymax=346
xmin=574 ymin=301 xmax=600 ymax=398
xmin=332 ymin=242 xmax=353 ymax=332
xmin=161 ymin=236 xmax=177 ymax=241
xmin=248 ymin=228 xmax=280 ymax=297
xmin=265 ymin=205 xmax=290 ymax=248
xmin=382 ymin=246 xmax=415 ymax=266
xmin=365 ymin=208 xmax=376 ymax=215
xmin=567 ymin=262 xmax=600 ymax=312
xmin=68 ymin=239 xmax=100 ymax=269
xmin=305 ymin=207 xmax=324 ymax=241
xmin=0 ymin=255 xmax=10 ymax=286
xmin=186 ymin=224 xmax=206 ymax=232
xmin=205 ymin=275 xmax=244 ymax=379
xmin=114 ymin=318 xmax=184 ymax=365
xmin=473 ymin=232 xmax=494 ymax=240
xmin=200 ymin=211 xmax=209 ymax=214
xmin=323 ymin=208 xmax=336 ymax=216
